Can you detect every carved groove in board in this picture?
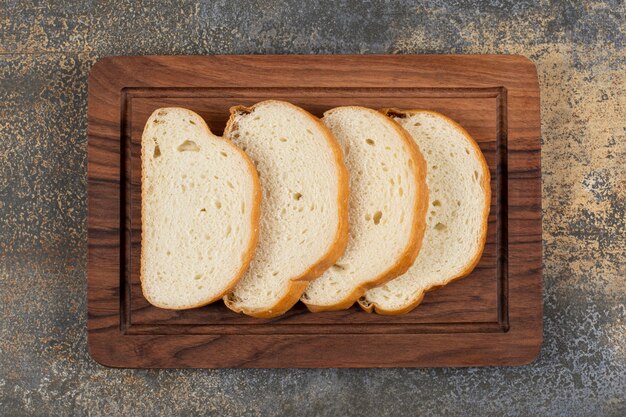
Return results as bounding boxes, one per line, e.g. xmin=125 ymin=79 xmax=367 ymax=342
xmin=122 ymin=86 xmax=505 ymax=99
xmin=496 ymin=86 xmax=510 ymax=331
xmin=121 ymin=86 xmax=132 ymax=335
xmin=125 ymin=322 xmax=507 ymax=335
xmin=123 ymin=87 xmax=509 ymax=334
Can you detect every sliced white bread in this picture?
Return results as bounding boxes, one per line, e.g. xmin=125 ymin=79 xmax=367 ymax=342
xmin=223 ymin=100 xmax=349 ymax=318
xmin=301 ymin=106 xmax=429 ymax=311
xmin=141 ymin=108 xmax=261 ymax=310
xmin=359 ymin=109 xmax=491 ymax=315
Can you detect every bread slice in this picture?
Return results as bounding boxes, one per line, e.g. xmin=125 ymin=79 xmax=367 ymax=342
xmin=359 ymin=109 xmax=491 ymax=315
xmin=223 ymin=100 xmax=349 ymax=318
xmin=301 ymin=106 xmax=429 ymax=311
xmin=141 ymin=108 xmax=261 ymax=310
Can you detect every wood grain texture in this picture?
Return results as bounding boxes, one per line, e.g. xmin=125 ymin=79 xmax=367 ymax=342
xmin=88 ymin=55 xmax=541 ymax=368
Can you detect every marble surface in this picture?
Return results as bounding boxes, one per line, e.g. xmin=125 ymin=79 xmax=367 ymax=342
xmin=0 ymin=1 xmax=624 ymax=416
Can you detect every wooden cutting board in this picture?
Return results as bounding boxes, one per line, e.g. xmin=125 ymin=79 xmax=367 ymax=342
xmin=88 ymin=55 xmax=542 ymax=368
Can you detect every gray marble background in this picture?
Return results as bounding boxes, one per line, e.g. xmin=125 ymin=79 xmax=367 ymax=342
xmin=1 ymin=1 xmax=624 ymax=416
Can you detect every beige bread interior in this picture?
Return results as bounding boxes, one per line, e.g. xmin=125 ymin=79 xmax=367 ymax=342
xmin=141 ymin=107 xmax=261 ymax=310
xmin=301 ymin=106 xmax=428 ymax=311
xmin=359 ymin=109 xmax=491 ymax=315
xmin=223 ymin=100 xmax=349 ymax=318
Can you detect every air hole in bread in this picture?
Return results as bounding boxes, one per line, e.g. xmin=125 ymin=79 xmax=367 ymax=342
xmin=226 ymin=225 xmax=232 ymax=237
xmin=457 ymin=200 xmax=461 ymax=206
xmin=157 ymin=110 xmax=167 ymax=116
xmin=432 ymin=200 xmax=441 ymax=207
xmin=385 ymin=110 xmax=407 ymax=119
xmin=465 ymin=148 xmax=470 ymax=154
xmin=450 ymin=152 xmax=455 ymax=157
xmin=473 ymin=170 xmax=479 ymax=181
xmin=214 ymin=200 xmax=222 ymax=209
xmin=373 ymin=211 xmax=383 ymax=225
xmin=241 ymin=202 xmax=245 ymax=214
xmin=153 ymin=145 xmax=161 ymax=158
xmin=226 ymin=293 xmax=238 ymax=302
xmin=272 ymin=271 xmax=279 ymax=276
xmin=279 ymin=137 xmax=287 ymax=142
xmin=226 ymin=181 xmax=234 ymax=189
xmin=390 ymin=178 xmax=395 ymax=186
xmin=435 ymin=222 xmax=447 ymax=231
xmin=432 ymin=165 xmax=437 ymax=170
xmin=413 ymin=122 xmax=421 ymax=126
xmin=189 ymin=120 xmax=196 ymax=125
xmin=293 ymin=192 xmax=303 ymax=201
xmin=332 ymin=263 xmax=347 ymax=271
xmin=177 ymin=140 xmax=200 ymax=152
xmin=166 ymin=251 xmax=171 ymax=256
xmin=366 ymin=138 xmax=375 ymax=146
xmin=427 ymin=149 xmax=432 ymax=155
xmin=220 ymin=151 xmax=228 ymax=157
xmin=181 ymin=184 xmax=186 ymax=193
xmin=194 ymin=274 xmax=203 ymax=280
xmin=306 ymin=129 xmax=313 ymax=135
xmin=200 ymin=208 xmax=207 ymax=212
xmin=398 ymin=187 xmax=404 ymax=196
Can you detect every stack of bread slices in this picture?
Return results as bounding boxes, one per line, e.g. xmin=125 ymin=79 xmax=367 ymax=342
xmin=140 ymin=101 xmax=490 ymax=318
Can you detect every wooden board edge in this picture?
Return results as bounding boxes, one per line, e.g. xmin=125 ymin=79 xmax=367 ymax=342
xmin=86 ymin=54 xmax=543 ymax=368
